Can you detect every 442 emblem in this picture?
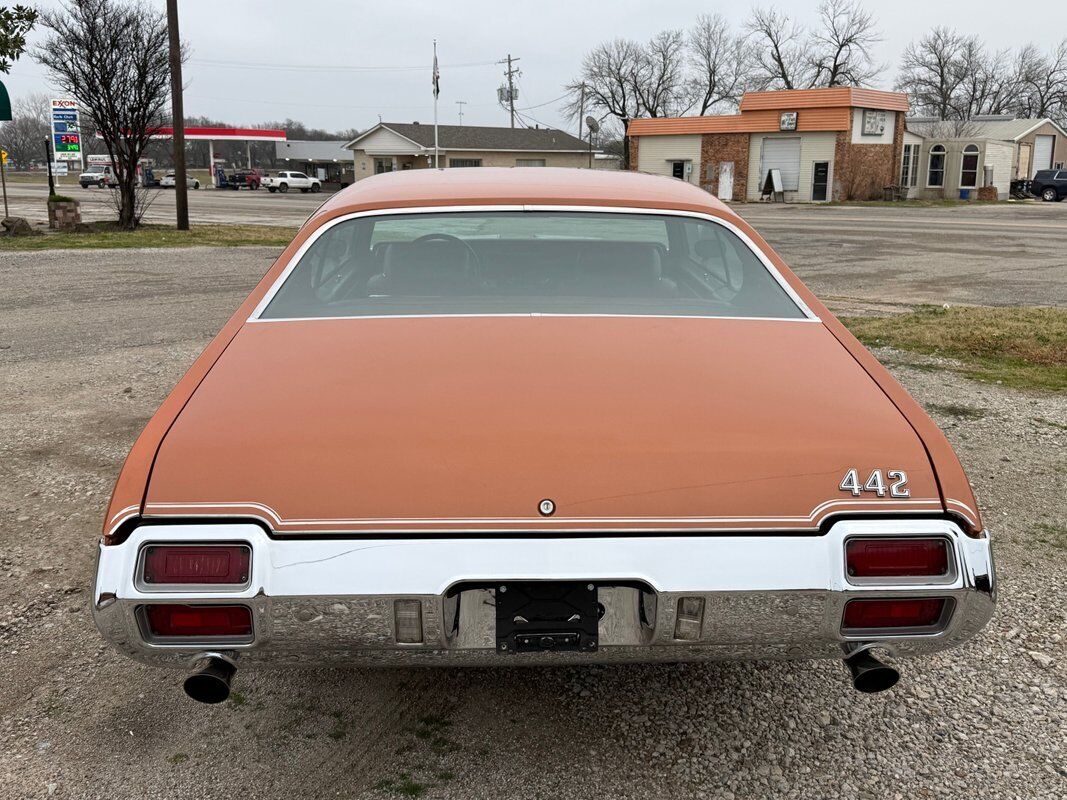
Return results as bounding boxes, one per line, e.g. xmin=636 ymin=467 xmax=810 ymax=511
xmin=839 ymin=468 xmax=909 ymax=498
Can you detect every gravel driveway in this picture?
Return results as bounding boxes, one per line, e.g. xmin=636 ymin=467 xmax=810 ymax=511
xmin=0 ymin=246 xmax=1064 ymax=799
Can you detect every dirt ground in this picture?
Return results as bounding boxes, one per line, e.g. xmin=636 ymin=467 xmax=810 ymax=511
xmin=0 ymin=240 xmax=1064 ymax=799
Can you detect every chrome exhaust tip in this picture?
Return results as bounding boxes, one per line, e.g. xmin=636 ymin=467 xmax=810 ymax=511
xmin=844 ymin=648 xmax=899 ymax=694
xmin=183 ymin=656 xmax=236 ymax=704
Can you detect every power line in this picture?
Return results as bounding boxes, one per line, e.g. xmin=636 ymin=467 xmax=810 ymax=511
xmin=189 ymin=57 xmax=498 ymax=73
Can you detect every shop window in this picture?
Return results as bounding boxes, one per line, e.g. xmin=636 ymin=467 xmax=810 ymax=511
xmin=927 ymin=144 xmax=946 ymax=188
xmin=449 ymin=158 xmax=483 ymax=168
xmin=901 ymin=144 xmax=919 ymax=187
xmin=960 ymin=144 xmax=980 ymax=188
xmin=515 ymin=158 xmax=546 ymax=167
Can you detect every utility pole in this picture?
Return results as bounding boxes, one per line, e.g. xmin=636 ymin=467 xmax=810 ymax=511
xmin=498 ymin=54 xmax=520 ymax=128
xmin=455 ymin=100 xmax=467 ymax=125
xmin=43 ymin=138 xmax=55 ymax=197
xmin=167 ymin=0 xmax=189 ymax=230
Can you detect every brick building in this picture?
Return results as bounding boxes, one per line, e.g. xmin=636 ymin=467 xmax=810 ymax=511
xmin=627 ymin=88 xmax=909 ymax=202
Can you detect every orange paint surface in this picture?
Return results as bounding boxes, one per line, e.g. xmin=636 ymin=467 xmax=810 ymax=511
xmin=103 ymin=168 xmax=981 ymax=542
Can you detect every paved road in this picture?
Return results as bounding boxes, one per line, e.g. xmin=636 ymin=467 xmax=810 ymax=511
xmin=1 ymin=245 xmax=1064 ymax=799
xmin=6 ymin=180 xmax=1066 ymax=309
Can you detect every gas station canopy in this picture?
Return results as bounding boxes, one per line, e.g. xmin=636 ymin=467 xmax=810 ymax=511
xmin=147 ymin=127 xmax=287 ymax=142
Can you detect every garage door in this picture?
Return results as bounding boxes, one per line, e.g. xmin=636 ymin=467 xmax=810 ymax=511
xmin=761 ymin=138 xmax=801 ymax=191
xmin=1033 ymin=134 xmax=1054 ymax=176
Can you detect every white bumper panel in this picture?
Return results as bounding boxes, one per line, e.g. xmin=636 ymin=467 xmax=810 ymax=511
xmin=92 ymin=519 xmax=995 ymax=668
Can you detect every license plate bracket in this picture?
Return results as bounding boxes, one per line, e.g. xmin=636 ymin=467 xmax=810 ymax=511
xmin=495 ymin=582 xmax=599 ymax=654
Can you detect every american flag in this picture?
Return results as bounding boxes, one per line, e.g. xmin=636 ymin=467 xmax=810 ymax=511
xmin=432 ymin=43 xmax=440 ymax=99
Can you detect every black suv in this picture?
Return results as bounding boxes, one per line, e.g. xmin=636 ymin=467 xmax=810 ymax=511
xmin=1031 ymin=169 xmax=1066 ymax=201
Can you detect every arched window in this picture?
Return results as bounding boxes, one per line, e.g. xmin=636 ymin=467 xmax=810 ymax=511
xmin=927 ymin=144 xmax=946 ymax=188
xmin=960 ymin=144 xmax=980 ymax=189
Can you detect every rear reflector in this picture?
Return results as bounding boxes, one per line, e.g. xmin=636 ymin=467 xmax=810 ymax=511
xmin=144 ymin=604 xmax=253 ymax=638
xmin=394 ymin=599 xmax=424 ymax=644
xmin=846 ymin=538 xmax=949 ymax=579
xmin=142 ymin=545 xmax=250 ymax=585
xmin=842 ymin=598 xmax=947 ymax=631
xmin=674 ymin=596 xmax=705 ymax=641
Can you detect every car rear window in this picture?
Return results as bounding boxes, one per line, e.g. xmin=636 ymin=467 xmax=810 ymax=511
xmin=259 ymin=211 xmax=807 ymax=320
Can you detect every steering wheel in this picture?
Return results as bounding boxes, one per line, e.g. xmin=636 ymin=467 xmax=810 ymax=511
xmin=412 ymin=232 xmax=482 ymax=274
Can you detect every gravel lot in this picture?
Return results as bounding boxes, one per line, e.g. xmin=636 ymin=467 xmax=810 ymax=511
xmin=1 ymin=240 xmax=1064 ymax=799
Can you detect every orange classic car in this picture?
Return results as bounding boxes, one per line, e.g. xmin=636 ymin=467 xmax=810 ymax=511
xmin=93 ymin=168 xmax=994 ymax=703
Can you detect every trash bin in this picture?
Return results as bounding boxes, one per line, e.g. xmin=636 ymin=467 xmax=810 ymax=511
xmin=959 ymin=189 xmax=971 ymax=200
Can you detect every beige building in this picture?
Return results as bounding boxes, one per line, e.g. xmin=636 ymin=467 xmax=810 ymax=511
xmin=344 ymin=123 xmax=595 ymax=179
xmin=902 ymin=117 xmax=1067 ymax=200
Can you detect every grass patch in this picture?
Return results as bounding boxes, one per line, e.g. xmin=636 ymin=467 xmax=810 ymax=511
xmin=327 ymin=710 xmax=348 ymax=740
xmin=0 ymin=221 xmax=297 ymax=251
xmin=167 ymin=753 xmax=189 ymax=765
xmin=1035 ymin=522 xmax=1067 ymax=550
xmin=375 ymin=774 xmax=429 ymax=798
xmin=229 ymin=691 xmax=247 ymax=707
xmin=826 ymin=198 xmax=1002 ymax=208
xmin=926 ymin=403 xmax=987 ymax=421
xmin=843 ymin=305 xmax=1067 ymax=392
xmin=1033 ymin=417 xmax=1067 ymax=432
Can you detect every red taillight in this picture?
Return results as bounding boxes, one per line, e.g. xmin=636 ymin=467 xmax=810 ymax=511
xmin=144 ymin=604 xmax=253 ymax=638
xmin=846 ymin=538 xmax=949 ymax=578
xmin=142 ymin=545 xmax=250 ymax=585
xmin=842 ymin=598 xmax=947 ymax=630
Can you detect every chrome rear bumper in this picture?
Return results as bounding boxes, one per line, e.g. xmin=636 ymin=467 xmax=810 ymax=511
xmin=92 ymin=519 xmax=994 ymax=668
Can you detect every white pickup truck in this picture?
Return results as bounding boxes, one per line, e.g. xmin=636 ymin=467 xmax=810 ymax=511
xmin=261 ymin=170 xmax=321 ymax=194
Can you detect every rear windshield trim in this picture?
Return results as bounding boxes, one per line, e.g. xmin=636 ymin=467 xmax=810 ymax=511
xmin=248 ymin=205 xmax=819 ymax=322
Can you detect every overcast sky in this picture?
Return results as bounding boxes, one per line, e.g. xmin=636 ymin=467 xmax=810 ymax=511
xmin=4 ymin=0 xmax=1064 ymax=136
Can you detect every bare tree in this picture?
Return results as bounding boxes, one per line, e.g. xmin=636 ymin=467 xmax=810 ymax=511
xmin=632 ymin=30 xmax=692 ymax=117
xmin=895 ymin=27 xmax=970 ymax=119
xmin=953 ymin=39 xmax=1016 ymax=118
xmin=809 ymin=0 xmax=882 ymax=87
xmin=745 ymin=7 xmax=813 ymax=90
xmin=687 ymin=14 xmax=750 ymax=114
xmin=564 ymin=39 xmax=645 ymax=166
xmin=34 ymin=0 xmax=178 ymax=229
xmin=1014 ymin=41 xmax=1067 ymax=122
xmin=0 ymin=91 xmax=50 ymax=168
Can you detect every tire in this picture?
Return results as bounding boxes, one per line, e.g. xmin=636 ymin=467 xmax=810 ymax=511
xmin=311 ymin=183 xmax=321 ymax=193
xmin=250 ymin=182 xmax=259 ymax=190
xmin=278 ymin=183 xmax=289 ymax=193
xmin=268 ymin=187 xmax=276 ymax=193
xmin=1042 ymin=188 xmax=1057 ymax=202
xmin=299 ymin=188 xmax=309 ymax=193
xmin=192 ymin=181 xmax=200 ymax=190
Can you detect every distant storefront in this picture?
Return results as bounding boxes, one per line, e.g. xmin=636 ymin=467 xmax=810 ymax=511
xmin=344 ymin=123 xmax=595 ymax=180
xmin=275 ymin=140 xmax=354 ymax=186
xmin=627 ymin=88 xmax=910 ymax=203
xmin=902 ymin=117 xmax=1067 ymax=200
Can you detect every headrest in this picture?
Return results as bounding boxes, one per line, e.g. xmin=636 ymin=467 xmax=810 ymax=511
xmin=381 ymin=239 xmax=475 ymax=295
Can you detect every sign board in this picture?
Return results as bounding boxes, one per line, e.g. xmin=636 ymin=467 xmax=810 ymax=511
xmin=50 ymin=98 xmax=83 ymax=163
xmin=87 ymin=154 xmax=112 ymax=165
xmin=49 ymin=161 xmax=69 ymax=176
xmin=861 ymin=109 xmax=887 ymax=136
xmin=779 ymin=111 xmax=798 ymax=131
xmin=1 ymin=150 xmax=7 ymax=165
xmin=760 ymin=169 xmax=785 ymax=202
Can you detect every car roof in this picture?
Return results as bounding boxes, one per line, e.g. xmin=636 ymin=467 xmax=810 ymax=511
xmin=309 ymin=167 xmax=734 ymax=223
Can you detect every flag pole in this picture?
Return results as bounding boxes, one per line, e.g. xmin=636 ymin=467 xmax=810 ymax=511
xmin=433 ymin=39 xmax=440 ymax=169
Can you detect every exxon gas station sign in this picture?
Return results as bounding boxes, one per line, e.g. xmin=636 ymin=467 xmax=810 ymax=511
xmin=50 ymin=98 xmax=82 ymax=162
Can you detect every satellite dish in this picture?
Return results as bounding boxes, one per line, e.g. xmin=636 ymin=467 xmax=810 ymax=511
xmin=585 ymin=116 xmax=600 ymax=134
